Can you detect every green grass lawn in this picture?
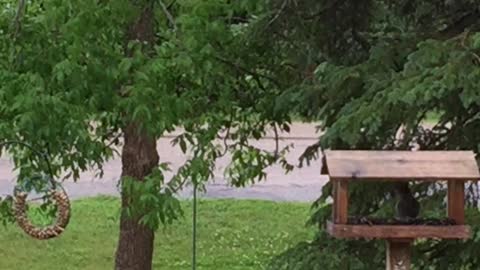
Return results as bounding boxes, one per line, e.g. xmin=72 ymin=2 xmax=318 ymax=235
xmin=0 ymin=196 xmax=314 ymax=270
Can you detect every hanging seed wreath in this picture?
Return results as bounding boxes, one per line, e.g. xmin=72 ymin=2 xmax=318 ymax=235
xmin=0 ymin=141 xmax=71 ymax=239
xmin=13 ymin=186 xmax=71 ymax=240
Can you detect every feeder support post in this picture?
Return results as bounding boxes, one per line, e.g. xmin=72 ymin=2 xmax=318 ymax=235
xmin=386 ymin=239 xmax=412 ymax=270
xmin=447 ymin=180 xmax=465 ymax=224
xmin=332 ymin=180 xmax=348 ymax=224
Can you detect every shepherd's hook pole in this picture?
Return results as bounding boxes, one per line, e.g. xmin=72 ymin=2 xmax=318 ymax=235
xmin=192 ymin=183 xmax=197 ymax=270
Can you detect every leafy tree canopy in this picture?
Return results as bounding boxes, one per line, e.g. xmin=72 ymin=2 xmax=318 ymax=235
xmin=0 ymin=1 xmax=296 ymax=268
xmin=0 ymin=0 xmax=296 ymax=224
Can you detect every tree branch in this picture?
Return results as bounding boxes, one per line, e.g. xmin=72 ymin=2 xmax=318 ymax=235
xmin=351 ymin=28 xmax=371 ymax=52
xmin=11 ymin=0 xmax=26 ymax=40
xmin=213 ymin=56 xmax=281 ymax=88
xmin=267 ymin=0 xmax=288 ymax=27
xmin=439 ymin=10 xmax=480 ymax=39
xmin=302 ymin=0 xmax=347 ymax=20
xmin=158 ymin=0 xmax=177 ymax=31
xmin=272 ymin=123 xmax=279 ymax=159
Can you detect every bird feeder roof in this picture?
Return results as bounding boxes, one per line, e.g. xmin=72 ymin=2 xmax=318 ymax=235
xmin=322 ymin=150 xmax=480 ymax=181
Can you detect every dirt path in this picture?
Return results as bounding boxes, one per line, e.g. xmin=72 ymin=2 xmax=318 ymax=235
xmin=0 ymin=123 xmax=328 ymax=202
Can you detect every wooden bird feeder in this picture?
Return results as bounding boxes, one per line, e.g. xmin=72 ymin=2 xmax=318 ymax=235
xmin=321 ymin=150 xmax=480 ymax=270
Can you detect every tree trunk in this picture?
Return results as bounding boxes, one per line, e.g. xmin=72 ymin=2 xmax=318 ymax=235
xmin=115 ymin=123 xmax=159 ymax=270
xmin=115 ymin=3 xmax=157 ymax=270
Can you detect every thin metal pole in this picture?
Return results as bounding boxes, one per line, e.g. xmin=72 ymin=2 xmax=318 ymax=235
xmin=192 ymin=184 xmax=197 ymax=270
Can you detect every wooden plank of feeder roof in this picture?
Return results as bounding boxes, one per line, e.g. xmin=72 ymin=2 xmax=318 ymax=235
xmin=323 ymin=150 xmax=480 ymax=181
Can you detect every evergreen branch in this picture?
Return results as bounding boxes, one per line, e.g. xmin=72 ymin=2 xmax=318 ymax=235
xmin=351 ymin=28 xmax=371 ymax=52
xmin=302 ymin=0 xmax=348 ymax=20
xmin=437 ymin=10 xmax=480 ymax=40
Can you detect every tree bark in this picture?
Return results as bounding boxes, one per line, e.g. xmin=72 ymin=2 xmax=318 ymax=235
xmin=115 ymin=123 xmax=159 ymax=270
xmin=114 ymin=3 xmax=157 ymax=270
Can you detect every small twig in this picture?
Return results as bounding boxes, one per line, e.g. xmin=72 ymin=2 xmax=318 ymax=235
xmin=166 ymin=0 xmax=176 ymax=9
xmin=219 ymin=123 xmax=232 ymax=158
xmin=273 ymin=123 xmax=279 ymax=159
xmin=168 ymin=173 xmax=189 ymax=193
xmin=267 ymin=0 xmax=288 ymax=27
xmin=158 ymin=0 xmax=177 ymax=31
xmin=272 ymin=30 xmax=310 ymax=59
xmin=476 ymin=182 xmax=480 ymax=203
xmin=461 ymin=28 xmax=470 ymax=47
xmin=105 ymin=133 xmax=122 ymax=148
xmin=457 ymin=29 xmax=480 ymax=63
xmin=99 ymin=131 xmax=122 ymax=156
xmin=473 ymin=52 xmax=480 ymax=64
xmin=303 ymin=0 xmax=347 ymax=20
xmin=11 ymin=0 xmax=26 ymax=40
xmin=214 ymin=56 xmax=281 ymax=88
xmin=351 ymin=28 xmax=371 ymax=52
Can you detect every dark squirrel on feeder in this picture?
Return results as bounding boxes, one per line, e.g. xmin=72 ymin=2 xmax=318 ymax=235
xmin=394 ymin=182 xmax=420 ymax=223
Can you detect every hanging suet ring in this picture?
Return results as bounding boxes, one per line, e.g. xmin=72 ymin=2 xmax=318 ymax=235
xmin=13 ymin=178 xmax=71 ymax=240
xmin=0 ymin=141 xmax=71 ymax=240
